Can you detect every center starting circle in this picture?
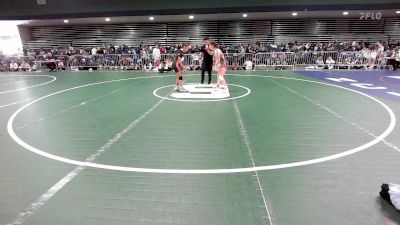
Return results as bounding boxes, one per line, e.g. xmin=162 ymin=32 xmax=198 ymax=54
xmin=153 ymin=83 xmax=251 ymax=102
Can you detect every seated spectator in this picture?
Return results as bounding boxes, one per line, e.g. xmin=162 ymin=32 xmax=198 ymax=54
xmin=9 ymin=60 xmax=19 ymax=71
xmin=20 ymin=61 xmax=31 ymax=71
xmin=232 ymin=60 xmax=239 ymax=70
xmin=144 ymin=62 xmax=153 ymax=72
xmin=244 ymin=59 xmax=253 ymax=71
xmin=0 ymin=60 xmax=7 ymax=71
xmin=342 ymin=57 xmax=358 ymax=69
xmin=69 ymin=57 xmax=80 ymax=71
xmin=165 ymin=58 xmax=173 ymax=70
xmin=275 ymin=53 xmax=288 ymax=70
xmin=380 ymin=183 xmax=400 ymax=211
xmin=386 ymin=50 xmax=400 ymax=71
xmin=365 ymin=58 xmax=376 ymax=70
xmin=45 ymin=53 xmax=57 ymax=72
xmin=157 ymin=60 xmax=173 ymax=73
xmin=306 ymin=56 xmax=325 ymax=70
xmin=31 ymin=63 xmax=38 ymax=72
xmin=325 ymin=56 xmax=335 ymax=69
xmin=315 ymin=56 xmax=324 ymax=69
xmin=57 ymin=61 xmax=65 ymax=70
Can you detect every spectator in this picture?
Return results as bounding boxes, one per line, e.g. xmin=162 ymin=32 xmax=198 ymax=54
xmin=0 ymin=60 xmax=7 ymax=71
xmin=316 ymin=56 xmax=324 ymax=69
xmin=58 ymin=61 xmax=65 ymax=70
xmin=9 ymin=60 xmax=19 ymax=71
xmin=232 ymin=60 xmax=239 ymax=70
xmin=326 ymin=56 xmax=335 ymax=69
xmin=11 ymin=40 xmax=398 ymax=72
xmin=159 ymin=45 xmax=167 ymax=54
xmin=97 ymin=47 xmax=104 ymax=54
xmin=152 ymin=45 xmax=161 ymax=63
xmin=31 ymin=63 xmax=38 ymax=71
xmin=91 ymin=47 xmax=97 ymax=55
xmin=191 ymin=52 xmax=201 ymax=70
xmin=157 ymin=60 xmax=172 ymax=73
xmin=45 ymin=52 xmax=57 ymax=72
xmin=244 ymin=59 xmax=253 ymax=71
xmin=380 ymin=183 xmax=400 ymax=211
xmin=386 ymin=50 xmax=400 ymax=70
xmin=20 ymin=61 xmax=31 ymax=71
xmin=141 ymin=48 xmax=149 ymax=61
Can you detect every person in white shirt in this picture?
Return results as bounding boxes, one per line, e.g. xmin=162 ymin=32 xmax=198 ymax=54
xmin=380 ymin=183 xmax=400 ymax=211
xmin=91 ymin=47 xmax=97 ymax=55
xmin=31 ymin=63 xmax=38 ymax=71
xmin=152 ymin=45 xmax=161 ymax=63
xmin=9 ymin=61 xmax=19 ymax=71
xmin=315 ymin=56 xmax=324 ymax=69
xmin=325 ymin=56 xmax=335 ymax=69
xmin=244 ymin=60 xmax=253 ymax=71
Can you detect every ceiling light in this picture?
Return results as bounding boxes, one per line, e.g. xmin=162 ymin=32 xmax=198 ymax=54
xmin=343 ymin=11 xmax=349 ymax=15
xmin=396 ymin=10 xmax=400 ymax=14
xmin=189 ymin=15 xmax=194 ymax=19
xmin=242 ymin=13 xmax=248 ymax=18
xmin=292 ymin=12 xmax=298 ymax=16
xmin=105 ymin=18 xmax=110 ymax=22
xmin=149 ymin=16 xmax=154 ymax=21
xmin=63 ymin=19 xmax=69 ymax=23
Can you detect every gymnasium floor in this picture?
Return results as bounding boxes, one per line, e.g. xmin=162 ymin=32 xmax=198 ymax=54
xmin=0 ymin=70 xmax=400 ymax=225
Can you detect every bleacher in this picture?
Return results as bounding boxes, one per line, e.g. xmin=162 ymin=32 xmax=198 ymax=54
xmin=22 ymin=18 xmax=400 ymax=50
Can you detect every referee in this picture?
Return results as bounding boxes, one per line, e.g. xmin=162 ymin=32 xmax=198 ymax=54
xmin=200 ymin=37 xmax=213 ymax=85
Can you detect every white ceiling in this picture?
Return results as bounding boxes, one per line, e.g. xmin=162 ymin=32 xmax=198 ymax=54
xmin=17 ymin=9 xmax=400 ymax=26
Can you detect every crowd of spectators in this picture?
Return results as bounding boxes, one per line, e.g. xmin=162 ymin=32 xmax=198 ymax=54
xmin=1 ymin=40 xmax=400 ymax=72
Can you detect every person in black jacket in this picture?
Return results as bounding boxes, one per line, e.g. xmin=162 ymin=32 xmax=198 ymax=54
xmin=200 ymin=37 xmax=214 ymax=85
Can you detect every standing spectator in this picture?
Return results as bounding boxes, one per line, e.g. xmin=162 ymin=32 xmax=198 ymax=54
xmin=141 ymin=47 xmax=150 ymax=66
xmin=239 ymin=45 xmax=246 ymax=58
xmin=159 ymin=45 xmax=167 ymax=54
xmin=152 ymin=45 xmax=161 ymax=63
